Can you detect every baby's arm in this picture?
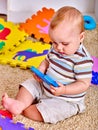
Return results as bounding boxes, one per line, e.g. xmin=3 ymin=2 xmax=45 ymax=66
xmin=38 ymin=58 xmax=49 ymax=73
xmin=32 ymin=58 xmax=49 ymax=82
xmin=50 ymin=78 xmax=91 ymax=96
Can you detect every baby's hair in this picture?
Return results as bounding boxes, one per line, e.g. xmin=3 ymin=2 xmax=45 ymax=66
xmin=49 ymin=6 xmax=84 ymax=33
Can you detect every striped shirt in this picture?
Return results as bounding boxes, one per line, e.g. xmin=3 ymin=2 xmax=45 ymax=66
xmin=43 ymin=43 xmax=93 ymax=101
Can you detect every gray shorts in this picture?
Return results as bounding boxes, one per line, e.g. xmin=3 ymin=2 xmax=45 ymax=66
xmin=20 ymin=78 xmax=86 ymax=124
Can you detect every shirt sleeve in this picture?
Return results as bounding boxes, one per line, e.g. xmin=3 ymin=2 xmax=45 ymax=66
xmin=74 ymin=57 xmax=93 ymax=79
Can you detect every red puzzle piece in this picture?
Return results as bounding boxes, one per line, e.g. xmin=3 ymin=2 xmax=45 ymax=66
xmin=0 ymin=110 xmax=12 ymax=119
xmin=0 ymin=28 xmax=11 ymax=40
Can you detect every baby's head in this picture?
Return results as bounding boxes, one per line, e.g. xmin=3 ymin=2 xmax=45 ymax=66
xmin=49 ymin=6 xmax=84 ymax=33
xmin=49 ymin=6 xmax=85 ymax=55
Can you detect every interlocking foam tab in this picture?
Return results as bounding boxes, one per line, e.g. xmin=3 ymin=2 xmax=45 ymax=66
xmin=0 ymin=18 xmax=28 ymax=53
xmin=0 ymin=115 xmax=34 ymax=130
xmin=19 ymin=7 xmax=55 ymax=43
xmin=0 ymin=40 xmax=50 ymax=69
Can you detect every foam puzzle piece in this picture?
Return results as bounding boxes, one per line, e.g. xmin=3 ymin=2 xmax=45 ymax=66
xmin=0 ymin=40 xmax=50 ymax=69
xmin=0 ymin=41 xmax=5 ymax=49
xmin=0 ymin=110 xmax=12 ymax=119
xmin=92 ymin=56 xmax=98 ymax=72
xmin=91 ymin=56 xmax=98 ymax=85
xmin=19 ymin=7 xmax=55 ymax=43
xmin=0 ymin=18 xmax=28 ymax=53
xmin=0 ymin=115 xmax=34 ymax=130
xmin=91 ymin=71 xmax=98 ymax=85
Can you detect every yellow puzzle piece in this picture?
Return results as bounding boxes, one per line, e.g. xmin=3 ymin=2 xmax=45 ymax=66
xmin=0 ymin=40 xmax=51 ymax=69
xmin=0 ymin=18 xmax=28 ymax=53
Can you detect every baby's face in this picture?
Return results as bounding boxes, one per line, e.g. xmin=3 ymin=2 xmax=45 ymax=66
xmin=49 ymin=21 xmax=84 ymax=55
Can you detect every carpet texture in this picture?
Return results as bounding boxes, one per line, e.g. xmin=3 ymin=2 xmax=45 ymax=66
xmin=0 ymin=24 xmax=98 ymax=130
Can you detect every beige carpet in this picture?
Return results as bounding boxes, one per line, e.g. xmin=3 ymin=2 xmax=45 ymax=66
xmin=0 ymin=24 xmax=98 ymax=130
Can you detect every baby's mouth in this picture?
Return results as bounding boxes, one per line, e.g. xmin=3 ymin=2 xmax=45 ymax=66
xmin=59 ymin=52 xmax=65 ymax=55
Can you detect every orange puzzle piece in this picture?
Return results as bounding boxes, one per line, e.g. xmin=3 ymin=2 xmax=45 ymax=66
xmin=19 ymin=7 xmax=55 ymax=43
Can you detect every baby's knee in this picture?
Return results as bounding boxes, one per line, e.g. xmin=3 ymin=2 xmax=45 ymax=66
xmin=22 ymin=105 xmax=44 ymax=122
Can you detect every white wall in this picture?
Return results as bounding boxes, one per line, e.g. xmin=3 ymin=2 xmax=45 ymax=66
xmin=8 ymin=0 xmax=95 ymax=13
xmin=0 ymin=0 xmax=97 ymax=22
xmin=0 ymin=0 xmax=7 ymax=14
xmin=95 ymin=0 xmax=98 ymax=21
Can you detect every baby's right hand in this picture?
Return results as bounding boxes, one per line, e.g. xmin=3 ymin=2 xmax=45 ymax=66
xmin=33 ymin=73 xmax=42 ymax=82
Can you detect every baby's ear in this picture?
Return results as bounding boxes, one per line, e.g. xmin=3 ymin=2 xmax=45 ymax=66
xmin=80 ymin=31 xmax=85 ymax=42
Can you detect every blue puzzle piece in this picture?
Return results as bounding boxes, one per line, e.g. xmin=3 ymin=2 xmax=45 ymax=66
xmin=91 ymin=71 xmax=98 ymax=85
xmin=30 ymin=66 xmax=58 ymax=87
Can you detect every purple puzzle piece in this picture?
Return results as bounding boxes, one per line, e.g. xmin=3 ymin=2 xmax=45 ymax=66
xmin=0 ymin=115 xmax=34 ymax=130
xmin=13 ymin=49 xmax=49 ymax=61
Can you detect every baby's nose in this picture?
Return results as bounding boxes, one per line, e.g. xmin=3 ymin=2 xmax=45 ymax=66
xmin=57 ymin=44 xmax=63 ymax=51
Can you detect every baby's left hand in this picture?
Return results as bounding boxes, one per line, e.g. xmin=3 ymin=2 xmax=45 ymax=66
xmin=50 ymin=82 xmax=65 ymax=96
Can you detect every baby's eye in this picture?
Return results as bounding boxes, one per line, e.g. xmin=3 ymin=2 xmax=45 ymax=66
xmin=62 ymin=42 xmax=69 ymax=46
xmin=53 ymin=42 xmax=57 ymax=45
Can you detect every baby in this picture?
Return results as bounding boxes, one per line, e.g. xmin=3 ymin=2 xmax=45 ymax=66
xmin=2 ymin=6 xmax=93 ymax=124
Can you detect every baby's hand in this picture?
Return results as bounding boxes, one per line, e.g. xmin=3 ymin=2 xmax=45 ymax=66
xmin=50 ymin=82 xmax=65 ymax=96
xmin=33 ymin=73 xmax=42 ymax=82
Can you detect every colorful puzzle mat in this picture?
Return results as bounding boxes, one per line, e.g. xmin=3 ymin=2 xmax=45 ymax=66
xmin=0 ymin=115 xmax=34 ymax=130
xmin=0 ymin=40 xmax=50 ymax=69
xmin=19 ymin=7 xmax=55 ymax=43
xmin=0 ymin=18 xmax=28 ymax=53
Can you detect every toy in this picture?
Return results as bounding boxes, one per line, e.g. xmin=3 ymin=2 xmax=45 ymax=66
xmin=19 ymin=7 xmax=55 ymax=43
xmin=0 ymin=110 xmax=12 ymax=119
xmin=0 ymin=24 xmax=4 ymax=30
xmin=0 ymin=41 xmax=5 ymax=49
xmin=91 ymin=71 xmax=98 ymax=85
xmin=92 ymin=56 xmax=98 ymax=72
xmin=83 ymin=15 xmax=96 ymax=30
xmin=30 ymin=66 xmax=58 ymax=87
xmin=91 ymin=56 xmax=98 ymax=85
xmin=0 ymin=40 xmax=50 ymax=69
xmin=0 ymin=18 xmax=28 ymax=53
xmin=0 ymin=115 xmax=34 ymax=130
xmin=13 ymin=49 xmax=48 ymax=62
xmin=0 ymin=26 xmax=11 ymax=40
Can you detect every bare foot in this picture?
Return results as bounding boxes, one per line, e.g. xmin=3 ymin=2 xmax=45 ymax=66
xmin=2 ymin=93 xmax=25 ymax=115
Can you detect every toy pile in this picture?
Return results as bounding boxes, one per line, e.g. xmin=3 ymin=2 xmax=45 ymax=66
xmin=0 ymin=8 xmax=52 ymax=69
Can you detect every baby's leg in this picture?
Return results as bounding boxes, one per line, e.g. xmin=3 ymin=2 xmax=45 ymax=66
xmin=2 ymin=87 xmax=34 ymax=116
xmin=23 ymin=104 xmax=44 ymax=122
